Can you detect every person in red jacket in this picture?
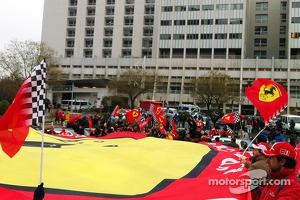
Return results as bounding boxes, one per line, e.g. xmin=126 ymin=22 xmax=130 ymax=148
xmin=259 ymin=142 xmax=300 ymax=200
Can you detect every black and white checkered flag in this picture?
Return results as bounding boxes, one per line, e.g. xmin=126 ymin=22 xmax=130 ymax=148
xmin=31 ymin=60 xmax=46 ymax=126
xmin=233 ymin=111 xmax=240 ymax=123
xmin=226 ymin=125 xmax=234 ymax=135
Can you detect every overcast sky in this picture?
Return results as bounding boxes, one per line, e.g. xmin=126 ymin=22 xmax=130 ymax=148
xmin=0 ymin=0 xmax=44 ymax=50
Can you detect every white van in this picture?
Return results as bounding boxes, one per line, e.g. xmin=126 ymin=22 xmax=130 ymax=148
xmin=280 ymin=114 xmax=300 ymax=132
xmin=61 ymin=100 xmax=92 ymax=111
xmin=178 ymin=104 xmax=200 ymax=114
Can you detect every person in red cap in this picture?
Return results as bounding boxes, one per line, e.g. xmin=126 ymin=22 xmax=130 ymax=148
xmin=240 ymin=142 xmax=270 ymax=200
xmin=259 ymin=142 xmax=300 ymax=200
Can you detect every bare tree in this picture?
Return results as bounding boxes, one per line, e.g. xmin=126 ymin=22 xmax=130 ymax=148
xmin=108 ymin=68 xmax=156 ymax=108
xmin=192 ymin=71 xmax=240 ymax=111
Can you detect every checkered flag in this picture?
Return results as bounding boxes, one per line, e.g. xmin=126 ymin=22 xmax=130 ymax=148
xmin=226 ymin=125 xmax=234 ymax=135
xmin=30 ymin=60 xmax=47 ymax=126
xmin=149 ymin=104 xmax=158 ymax=123
xmin=233 ymin=111 xmax=240 ymax=123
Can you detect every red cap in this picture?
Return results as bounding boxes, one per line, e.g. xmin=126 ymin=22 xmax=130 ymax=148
xmin=262 ymin=142 xmax=296 ymax=159
xmin=252 ymin=142 xmax=270 ymax=151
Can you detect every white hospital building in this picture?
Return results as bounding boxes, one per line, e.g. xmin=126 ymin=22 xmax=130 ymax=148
xmin=41 ymin=0 xmax=300 ymax=114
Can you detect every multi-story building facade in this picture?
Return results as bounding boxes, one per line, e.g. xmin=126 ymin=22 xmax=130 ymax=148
xmin=41 ymin=0 xmax=300 ymax=114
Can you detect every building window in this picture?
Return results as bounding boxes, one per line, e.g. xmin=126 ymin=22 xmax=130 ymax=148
xmin=187 ymin=20 xmax=199 ymax=25
xmin=106 ymin=0 xmax=115 ymax=5
xmin=291 ymin=32 xmax=300 ymax=38
xmin=281 ymin=14 xmax=286 ymax=23
xmin=102 ymin=49 xmax=111 ymax=58
xmin=187 ymin=34 xmax=198 ymax=40
xmin=215 ymin=34 xmax=227 ymax=39
xmin=123 ymin=27 xmax=133 ymax=36
xmin=200 ymin=34 xmax=213 ymax=39
xmin=145 ymin=6 xmax=155 ymax=14
xmin=69 ymin=8 xmax=77 ymax=16
xmin=280 ymin=26 xmax=286 ymax=34
xmin=231 ymin=3 xmax=243 ymax=10
xmin=173 ymin=34 xmax=184 ymax=40
xmin=88 ymin=0 xmax=96 ymax=5
xmin=254 ymin=51 xmax=267 ymax=59
xmin=292 ymin=17 xmax=300 ymax=23
xmin=125 ymin=6 xmax=134 ymax=14
xmin=142 ymin=38 xmax=152 ymax=47
xmin=66 ymin=39 xmax=75 ymax=47
xmin=105 ymin=18 xmax=114 ymax=26
xmin=84 ymin=49 xmax=93 ymax=58
xmin=69 ymin=0 xmax=77 ymax=6
xmin=66 ymin=49 xmax=74 ymax=57
xmin=126 ymin=0 xmax=135 ymax=4
xmin=230 ymin=18 xmax=243 ymax=24
xmin=124 ymin=17 xmax=134 ymax=25
xmin=143 ymin=27 xmax=153 ymax=36
xmin=145 ymin=0 xmax=155 ymax=3
xmin=106 ymin=6 xmax=114 ymax=15
xmin=281 ymin=2 xmax=287 ymax=10
xmin=279 ymin=51 xmax=286 ymax=59
xmin=256 ymin=2 xmax=268 ymax=11
xmin=123 ymin=38 xmax=132 ymax=47
xmin=175 ymin=6 xmax=186 ymax=11
xmin=216 ymin=4 xmax=228 ymax=10
xmin=122 ymin=49 xmax=131 ymax=57
xmin=85 ymin=39 xmax=93 ymax=48
xmin=144 ymin=16 xmax=154 ymax=25
xmin=202 ymin=5 xmax=214 ymax=10
xmin=174 ymin=20 xmax=185 ymax=25
xmin=292 ymin=2 xmax=300 ymax=8
xmin=162 ymin=6 xmax=172 ymax=12
xmin=85 ymin=28 xmax=94 ymax=37
xmin=229 ymin=33 xmax=242 ymax=39
xmin=161 ymin=20 xmax=172 ymax=26
xmin=103 ymin=39 xmax=112 ymax=47
xmin=215 ymin=19 xmax=228 ymax=25
xmin=87 ymin=7 xmax=96 ymax=16
xmin=254 ymin=38 xmax=267 ymax=47
xmin=160 ymin=34 xmax=171 ymax=40
xmin=255 ymin=14 xmax=268 ymax=23
xmin=68 ymin=18 xmax=76 ymax=26
xmin=188 ymin=5 xmax=200 ymax=11
xmin=142 ymin=49 xmax=152 ymax=58
xmin=67 ymin=28 xmax=76 ymax=37
xmin=279 ymin=38 xmax=286 ymax=47
xmin=86 ymin=18 xmax=95 ymax=26
xmin=201 ymin=19 xmax=213 ymax=25
xmin=255 ymin=26 xmax=267 ymax=35
xmin=104 ymin=28 xmax=113 ymax=36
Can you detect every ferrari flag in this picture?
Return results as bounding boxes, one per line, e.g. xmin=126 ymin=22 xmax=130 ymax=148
xmin=245 ymin=78 xmax=288 ymax=125
xmin=0 ymin=60 xmax=46 ymax=158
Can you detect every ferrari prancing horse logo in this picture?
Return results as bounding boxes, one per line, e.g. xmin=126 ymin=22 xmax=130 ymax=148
xmin=259 ymin=84 xmax=281 ymax=102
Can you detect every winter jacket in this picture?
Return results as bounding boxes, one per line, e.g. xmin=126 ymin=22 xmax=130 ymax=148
xmin=245 ymin=155 xmax=270 ymax=173
xmin=259 ymin=168 xmax=300 ymax=200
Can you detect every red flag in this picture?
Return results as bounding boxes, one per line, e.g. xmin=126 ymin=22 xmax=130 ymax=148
xmin=195 ymin=120 xmax=204 ymax=131
xmin=138 ymin=116 xmax=152 ymax=130
xmin=112 ymin=105 xmax=120 ymax=117
xmin=157 ymin=116 xmax=167 ymax=126
xmin=126 ymin=109 xmax=141 ymax=123
xmin=245 ymin=78 xmax=288 ymax=125
xmin=171 ymin=119 xmax=179 ymax=140
xmin=219 ymin=111 xmax=240 ymax=124
xmin=149 ymin=104 xmax=165 ymax=123
xmin=0 ymin=60 xmax=46 ymax=158
xmin=88 ymin=116 xmax=93 ymax=129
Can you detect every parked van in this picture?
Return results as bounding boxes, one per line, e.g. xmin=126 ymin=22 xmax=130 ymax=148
xmin=280 ymin=114 xmax=300 ymax=133
xmin=61 ymin=100 xmax=92 ymax=111
xmin=178 ymin=104 xmax=200 ymax=114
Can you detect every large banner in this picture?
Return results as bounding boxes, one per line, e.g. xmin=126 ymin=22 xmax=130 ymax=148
xmin=0 ymin=129 xmax=252 ymax=200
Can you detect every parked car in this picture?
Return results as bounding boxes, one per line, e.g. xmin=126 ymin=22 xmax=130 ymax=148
xmin=212 ymin=136 xmax=251 ymax=150
xmin=162 ymin=107 xmax=178 ymax=118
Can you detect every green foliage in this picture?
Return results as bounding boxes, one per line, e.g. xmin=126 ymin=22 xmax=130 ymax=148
xmin=0 ymin=100 xmax=10 ymax=115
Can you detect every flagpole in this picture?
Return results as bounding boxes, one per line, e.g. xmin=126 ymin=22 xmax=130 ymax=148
xmin=39 ymin=115 xmax=45 ymax=183
xmin=242 ymin=126 xmax=266 ymax=156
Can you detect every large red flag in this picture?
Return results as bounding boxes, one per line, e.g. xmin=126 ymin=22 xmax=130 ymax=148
xmin=245 ymin=78 xmax=288 ymax=125
xmin=0 ymin=60 xmax=46 ymax=158
xmin=219 ymin=111 xmax=240 ymax=124
xmin=126 ymin=109 xmax=141 ymax=123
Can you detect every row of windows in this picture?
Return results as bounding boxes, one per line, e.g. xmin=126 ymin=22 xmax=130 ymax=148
xmin=161 ymin=18 xmax=242 ymax=26
xmin=255 ymin=26 xmax=286 ymax=35
xmin=69 ymin=0 xmax=155 ymax=6
xmin=256 ymin=2 xmax=287 ymax=11
xmin=162 ymin=3 xmax=243 ymax=12
xmin=160 ymin=33 xmax=242 ymax=40
xmin=255 ymin=14 xmax=286 ymax=23
xmin=254 ymin=38 xmax=286 ymax=47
